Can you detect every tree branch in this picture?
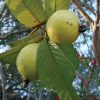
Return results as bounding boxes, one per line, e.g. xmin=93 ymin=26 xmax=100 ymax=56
xmin=72 ymin=0 xmax=100 ymax=67
xmin=81 ymin=2 xmax=96 ymax=16
xmin=71 ymin=0 xmax=94 ymax=27
xmin=0 ymin=21 xmax=46 ymax=39
xmin=93 ymin=0 xmax=100 ymax=67
xmin=0 ymin=28 xmax=32 ymax=39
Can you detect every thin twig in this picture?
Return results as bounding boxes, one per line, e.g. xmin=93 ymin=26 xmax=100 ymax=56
xmin=26 ymin=83 xmax=32 ymax=100
xmin=0 ymin=5 xmax=7 ymax=22
xmin=0 ymin=28 xmax=32 ymax=39
xmin=81 ymin=1 xmax=96 ymax=16
xmin=82 ymin=33 xmax=92 ymax=57
xmin=0 ymin=21 xmax=46 ymax=39
xmin=0 ymin=63 xmax=7 ymax=100
xmin=71 ymin=0 xmax=94 ymax=27
xmin=93 ymin=0 xmax=100 ymax=67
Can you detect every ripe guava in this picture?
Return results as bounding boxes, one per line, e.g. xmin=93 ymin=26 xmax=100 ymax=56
xmin=16 ymin=43 xmax=39 ymax=81
xmin=46 ymin=10 xmax=80 ymax=44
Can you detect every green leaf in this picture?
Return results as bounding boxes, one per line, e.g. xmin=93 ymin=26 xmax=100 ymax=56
xmin=9 ymin=28 xmax=38 ymax=47
xmin=5 ymin=0 xmax=46 ymax=28
xmin=58 ymin=91 xmax=72 ymax=100
xmin=22 ymin=0 xmax=46 ymax=22
xmin=43 ymin=0 xmax=71 ymax=18
xmin=37 ymin=40 xmax=80 ymax=100
xmin=0 ymin=33 xmax=42 ymax=64
xmin=58 ymin=44 xmax=79 ymax=70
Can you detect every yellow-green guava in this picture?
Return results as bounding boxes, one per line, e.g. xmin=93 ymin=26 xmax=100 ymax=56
xmin=46 ymin=10 xmax=80 ymax=44
xmin=16 ymin=43 xmax=39 ymax=81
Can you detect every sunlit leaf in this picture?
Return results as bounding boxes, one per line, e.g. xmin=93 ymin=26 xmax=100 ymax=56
xmin=43 ymin=0 xmax=71 ymax=18
xmin=5 ymin=0 xmax=46 ymax=27
xmin=22 ymin=0 xmax=46 ymax=22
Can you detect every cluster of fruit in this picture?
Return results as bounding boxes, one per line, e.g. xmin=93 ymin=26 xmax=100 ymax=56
xmin=16 ymin=10 xmax=80 ymax=84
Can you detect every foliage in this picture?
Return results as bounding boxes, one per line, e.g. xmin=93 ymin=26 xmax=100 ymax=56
xmin=0 ymin=0 xmax=99 ymax=100
xmin=37 ymin=39 xmax=80 ymax=99
xmin=43 ymin=0 xmax=70 ymax=18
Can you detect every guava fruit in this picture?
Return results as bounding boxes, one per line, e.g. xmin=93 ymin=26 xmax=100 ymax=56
xmin=46 ymin=10 xmax=80 ymax=44
xmin=16 ymin=43 xmax=39 ymax=81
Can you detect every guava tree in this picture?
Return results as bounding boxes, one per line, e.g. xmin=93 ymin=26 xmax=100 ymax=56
xmin=0 ymin=0 xmax=99 ymax=100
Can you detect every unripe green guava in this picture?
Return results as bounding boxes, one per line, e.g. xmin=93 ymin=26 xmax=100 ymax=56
xmin=16 ymin=43 xmax=39 ymax=81
xmin=46 ymin=10 xmax=80 ymax=44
